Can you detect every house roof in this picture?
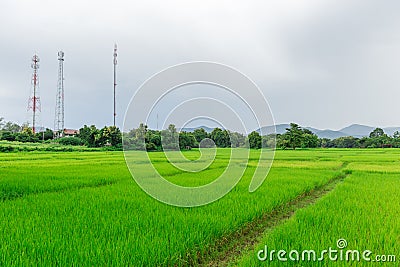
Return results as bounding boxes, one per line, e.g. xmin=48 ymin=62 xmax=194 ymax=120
xmin=63 ymin=129 xmax=79 ymax=135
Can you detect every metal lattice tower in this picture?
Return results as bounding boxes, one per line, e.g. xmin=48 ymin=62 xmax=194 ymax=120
xmin=113 ymin=44 xmax=117 ymax=127
xmin=27 ymin=54 xmax=41 ymax=134
xmin=54 ymin=51 xmax=65 ymax=138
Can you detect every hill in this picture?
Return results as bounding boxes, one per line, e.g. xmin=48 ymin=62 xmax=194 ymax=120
xmin=256 ymin=124 xmax=400 ymax=139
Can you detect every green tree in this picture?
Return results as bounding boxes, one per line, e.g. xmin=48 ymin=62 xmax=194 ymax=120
xmin=2 ymin=121 xmax=21 ymax=133
xmin=193 ymin=128 xmax=208 ymax=143
xmin=301 ymin=129 xmax=319 ymax=148
xmin=230 ymin=132 xmax=246 ymax=148
xmin=146 ymin=130 xmax=161 ymax=149
xmin=210 ymin=128 xmax=230 ymax=148
xmin=369 ymin=128 xmax=385 ymax=138
xmin=248 ymin=131 xmax=262 ymax=149
xmin=0 ymin=131 xmax=15 ymax=141
xmin=136 ymin=123 xmax=148 ymax=140
xmin=392 ymin=131 xmax=400 ymax=148
xmin=285 ymin=123 xmax=303 ymax=150
xmin=97 ymin=127 xmax=110 ymax=147
xmin=15 ymin=127 xmax=38 ymax=143
xmin=133 ymin=123 xmax=147 ymax=149
xmin=35 ymin=128 xmax=54 ymax=141
xmin=332 ymin=136 xmax=359 ymax=148
xmin=78 ymin=125 xmax=100 ymax=147
xmin=58 ymin=137 xmax=84 ymax=146
xmin=369 ymin=128 xmax=390 ymax=148
xmin=108 ymin=126 xmax=122 ymax=148
xmin=276 ymin=134 xmax=289 ymax=149
xmin=146 ymin=142 xmax=157 ymax=151
xmin=161 ymin=124 xmax=179 ymax=150
xmin=95 ymin=126 xmax=122 ymax=148
xmin=179 ymin=131 xmax=197 ymax=149
xmin=320 ymin=138 xmax=332 ymax=148
xmin=78 ymin=125 xmax=91 ymax=146
xmin=358 ymin=136 xmax=370 ymax=148
xmin=262 ymin=134 xmax=277 ymax=149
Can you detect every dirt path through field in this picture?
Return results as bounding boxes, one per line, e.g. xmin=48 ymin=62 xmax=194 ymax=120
xmin=190 ymin=167 xmax=350 ymax=267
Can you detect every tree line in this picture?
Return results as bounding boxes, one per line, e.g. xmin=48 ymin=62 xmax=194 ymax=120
xmin=123 ymin=123 xmax=248 ymax=150
xmin=1 ymin=117 xmax=400 ymax=150
xmin=0 ymin=117 xmax=122 ymax=148
xmin=122 ymin=122 xmax=400 ymax=150
xmin=0 ymin=118 xmax=54 ymax=142
xmin=272 ymin=123 xmax=400 ymax=149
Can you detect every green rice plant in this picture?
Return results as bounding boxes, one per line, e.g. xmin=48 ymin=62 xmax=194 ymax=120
xmin=0 ymin=149 xmax=342 ymax=266
xmin=235 ymin=165 xmax=400 ymax=266
xmin=0 ymin=152 xmax=125 ymax=200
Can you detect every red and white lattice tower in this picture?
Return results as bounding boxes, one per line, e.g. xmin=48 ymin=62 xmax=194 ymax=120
xmin=27 ymin=54 xmax=41 ymax=134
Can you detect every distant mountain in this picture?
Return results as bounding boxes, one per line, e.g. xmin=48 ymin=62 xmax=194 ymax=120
xmin=180 ymin=126 xmax=215 ymax=133
xmin=256 ymin=124 xmax=346 ymax=139
xmin=256 ymin=124 xmax=286 ymax=135
xmin=339 ymin=124 xmax=374 ymax=138
xmin=180 ymin=124 xmax=400 ymax=139
xmin=304 ymin=126 xmax=320 ymax=133
xmin=383 ymin=127 xmax=400 ymax=136
xmin=313 ymin=130 xmax=348 ymax=139
xmin=255 ymin=123 xmax=400 ymax=139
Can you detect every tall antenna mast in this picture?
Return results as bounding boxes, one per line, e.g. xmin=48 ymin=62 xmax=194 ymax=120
xmin=28 ymin=54 xmax=41 ymax=134
xmin=54 ymin=51 xmax=65 ymax=138
xmin=113 ymin=44 xmax=117 ymax=127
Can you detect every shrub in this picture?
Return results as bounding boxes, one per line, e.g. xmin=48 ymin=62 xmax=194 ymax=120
xmin=57 ymin=137 xmax=84 ymax=146
xmin=0 ymin=132 xmax=16 ymax=141
xmin=0 ymin=145 xmax=14 ymax=152
xmin=146 ymin=142 xmax=157 ymax=151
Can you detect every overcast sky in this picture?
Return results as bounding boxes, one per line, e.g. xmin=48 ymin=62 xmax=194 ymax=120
xmin=0 ymin=0 xmax=399 ymax=131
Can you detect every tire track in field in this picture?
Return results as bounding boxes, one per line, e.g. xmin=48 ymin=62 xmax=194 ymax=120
xmin=191 ymin=167 xmax=351 ymax=267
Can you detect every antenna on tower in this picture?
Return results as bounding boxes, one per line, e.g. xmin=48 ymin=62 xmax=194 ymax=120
xmin=113 ymin=43 xmax=118 ymax=127
xmin=28 ymin=54 xmax=41 ymax=134
xmin=54 ymin=51 xmax=65 ymax=138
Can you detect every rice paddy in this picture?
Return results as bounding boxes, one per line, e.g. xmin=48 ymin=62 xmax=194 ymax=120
xmin=0 ymin=149 xmax=398 ymax=266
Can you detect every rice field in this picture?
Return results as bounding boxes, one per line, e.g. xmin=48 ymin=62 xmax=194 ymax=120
xmin=235 ymin=150 xmax=400 ymax=266
xmin=0 ymin=149 xmax=398 ymax=266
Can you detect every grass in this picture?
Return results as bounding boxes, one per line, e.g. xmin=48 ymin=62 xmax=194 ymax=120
xmin=0 ymin=149 xmax=398 ymax=266
xmin=0 ymin=140 xmax=103 ymax=152
xmin=234 ymin=150 xmax=400 ymax=266
xmin=0 ymin=152 xmax=124 ymax=200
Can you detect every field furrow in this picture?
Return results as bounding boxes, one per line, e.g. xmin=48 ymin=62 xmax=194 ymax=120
xmin=196 ymin=171 xmax=349 ymax=267
xmin=232 ymin=159 xmax=400 ymax=266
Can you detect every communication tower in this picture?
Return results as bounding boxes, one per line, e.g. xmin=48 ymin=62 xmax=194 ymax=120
xmin=27 ymin=54 xmax=41 ymax=133
xmin=54 ymin=51 xmax=65 ymax=138
xmin=113 ymin=44 xmax=117 ymax=127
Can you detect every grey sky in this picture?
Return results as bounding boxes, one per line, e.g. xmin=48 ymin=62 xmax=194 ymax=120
xmin=0 ymin=0 xmax=399 ymax=131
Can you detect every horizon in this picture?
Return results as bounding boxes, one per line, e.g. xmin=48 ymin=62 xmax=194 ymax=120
xmin=118 ymin=122 xmax=400 ymax=138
